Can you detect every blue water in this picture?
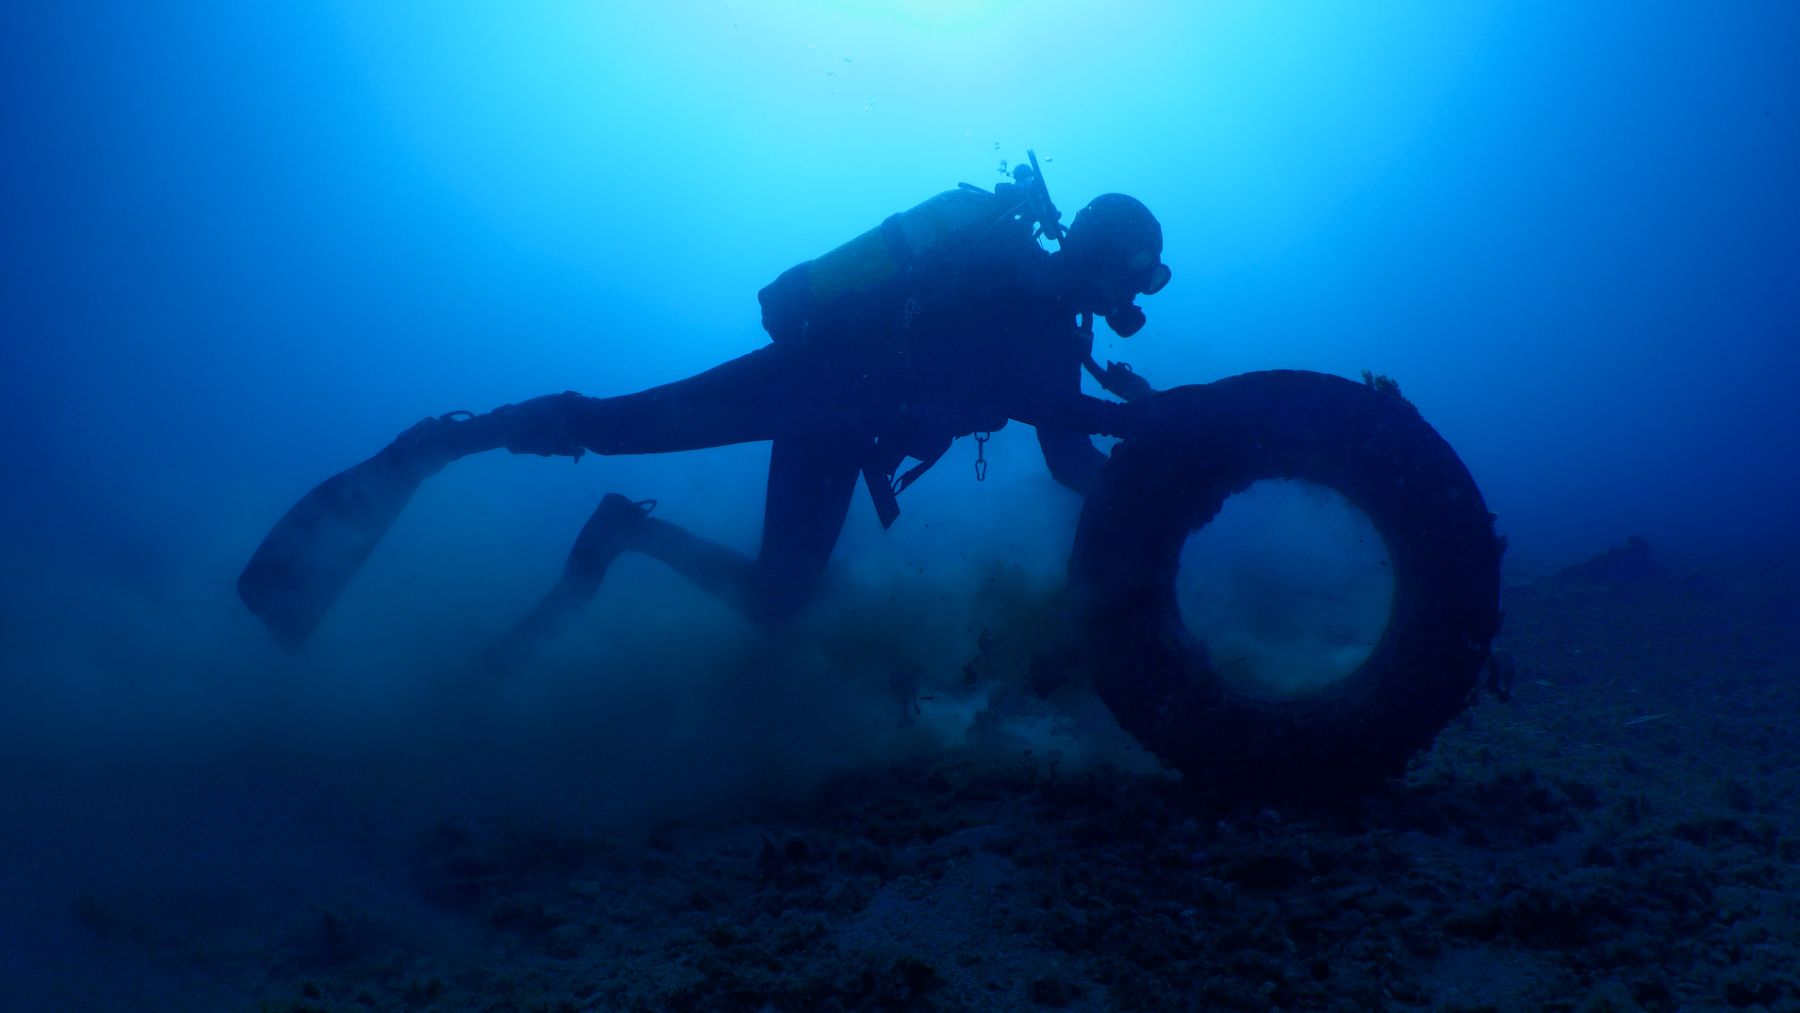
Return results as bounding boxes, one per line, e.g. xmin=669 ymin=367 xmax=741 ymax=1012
xmin=3 ymin=3 xmax=1797 ymax=1006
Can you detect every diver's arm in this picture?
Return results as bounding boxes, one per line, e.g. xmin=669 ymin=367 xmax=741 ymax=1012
xmin=1036 ymin=425 xmax=1106 ymax=495
xmin=1022 ymin=348 xmax=1110 ymax=495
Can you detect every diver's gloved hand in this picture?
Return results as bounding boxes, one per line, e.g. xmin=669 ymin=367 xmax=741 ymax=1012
xmin=1100 ymin=361 xmax=1155 ymax=402
xmin=491 ymin=391 xmax=591 ymax=459
xmin=1094 ymin=390 xmax=1170 ymax=442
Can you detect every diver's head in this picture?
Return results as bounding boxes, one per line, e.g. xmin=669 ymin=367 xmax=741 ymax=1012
xmin=1062 ymin=193 xmax=1170 ymax=337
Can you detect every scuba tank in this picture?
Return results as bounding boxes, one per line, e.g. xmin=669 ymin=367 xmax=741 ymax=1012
xmin=758 ymin=151 xmax=1064 ymax=345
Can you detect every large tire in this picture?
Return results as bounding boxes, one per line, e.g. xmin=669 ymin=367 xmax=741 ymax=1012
xmin=1071 ymin=371 xmax=1502 ymax=797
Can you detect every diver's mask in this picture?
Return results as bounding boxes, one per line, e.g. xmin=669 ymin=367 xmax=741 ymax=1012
xmin=1100 ymin=251 xmax=1171 ymax=337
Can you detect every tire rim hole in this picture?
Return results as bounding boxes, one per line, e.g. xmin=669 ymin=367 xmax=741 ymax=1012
xmin=1175 ymin=478 xmax=1395 ymax=700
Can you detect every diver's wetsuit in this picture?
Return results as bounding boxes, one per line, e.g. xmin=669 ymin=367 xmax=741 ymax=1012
xmin=478 ymin=210 xmax=1118 ymax=647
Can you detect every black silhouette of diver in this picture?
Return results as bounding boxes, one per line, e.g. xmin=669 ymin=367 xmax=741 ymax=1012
xmin=238 ymin=160 xmax=1170 ymax=658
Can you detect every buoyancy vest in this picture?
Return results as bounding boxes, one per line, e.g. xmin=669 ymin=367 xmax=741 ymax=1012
xmin=755 ymin=169 xmax=1064 ymax=529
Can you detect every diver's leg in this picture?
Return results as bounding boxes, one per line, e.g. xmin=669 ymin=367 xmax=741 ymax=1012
xmin=748 ymin=433 xmax=866 ymax=621
xmin=628 ymin=433 xmax=863 ymax=623
xmin=486 ymin=434 xmax=861 ymax=660
xmin=402 ymin=344 xmax=861 ymax=464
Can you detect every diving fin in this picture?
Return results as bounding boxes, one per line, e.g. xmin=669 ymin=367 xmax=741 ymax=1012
xmin=237 ymin=415 xmax=471 ymax=647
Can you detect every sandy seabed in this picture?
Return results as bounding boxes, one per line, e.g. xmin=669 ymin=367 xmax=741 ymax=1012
xmin=27 ymin=545 xmax=1800 ymax=1012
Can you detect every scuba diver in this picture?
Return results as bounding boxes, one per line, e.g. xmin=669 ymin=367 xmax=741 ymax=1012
xmin=238 ymin=155 xmax=1171 ymax=659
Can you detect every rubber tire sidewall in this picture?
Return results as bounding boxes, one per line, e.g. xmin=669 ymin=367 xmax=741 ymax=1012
xmin=1071 ymin=370 xmax=1502 ymax=797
